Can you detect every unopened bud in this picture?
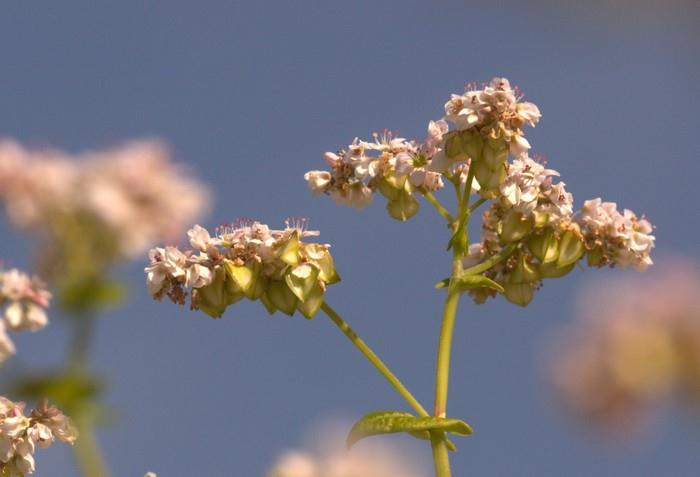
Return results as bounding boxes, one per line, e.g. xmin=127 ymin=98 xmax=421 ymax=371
xmin=276 ymin=231 xmax=300 ymax=266
xmin=510 ymin=255 xmax=539 ymax=284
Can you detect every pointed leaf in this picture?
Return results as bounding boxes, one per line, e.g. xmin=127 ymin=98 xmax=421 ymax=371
xmin=458 ymin=275 xmax=504 ymax=293
xmin=347 ymin=411 xmax=472 ymax=449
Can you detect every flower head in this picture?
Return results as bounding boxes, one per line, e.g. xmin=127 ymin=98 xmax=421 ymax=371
xmin=146 ymin=219 xmax=339 ymax=319
xmin=0 ymin=397 xmax=77 ymax=476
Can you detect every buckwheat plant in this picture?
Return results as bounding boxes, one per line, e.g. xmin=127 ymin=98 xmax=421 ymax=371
xmin=0 ymin=140 xmax=209 ymax=477
xmin=148 ymin=78 xmax=655 ymax=477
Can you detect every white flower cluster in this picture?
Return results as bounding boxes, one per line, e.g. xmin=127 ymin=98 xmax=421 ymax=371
xmin=145 ymin=219 xmax=339 ymax=319
xmin=578 ymin=198 xmax=655 ymax=271
xmin=267 ymin=442 xmax=426 ymax=477
xmin=443 ymin=78 xmax=541 ymax=157
xmin=0 ymin=140 xmax=210 ymax=259
xmin=0 ymin=269 xmax=51 ymax=363
xmin=464 ymin=156 xmax=654 ymax=306
xmin=0 ymin=398 xmax=77 ymax=476
xmin=304 ymin=129 xmax=447 ymax=220
xmin=549 ymin=262 xmax=700 ymax=435
xmin=304 ymin=77 xmax=540 ymax=220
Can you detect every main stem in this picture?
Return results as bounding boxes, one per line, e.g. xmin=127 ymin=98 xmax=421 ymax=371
xmin=320 ymin=301 xmax=429 ymax=417
xmin=430 ymin=167 xmax=475 ymax=477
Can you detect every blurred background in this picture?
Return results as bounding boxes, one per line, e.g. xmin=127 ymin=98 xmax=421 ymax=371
xmin=0 ymin=0 xmax=698 ymax=475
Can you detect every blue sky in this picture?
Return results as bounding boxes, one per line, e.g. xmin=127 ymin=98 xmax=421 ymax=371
xmin=1 ymin=1 xmax=699 ymax=475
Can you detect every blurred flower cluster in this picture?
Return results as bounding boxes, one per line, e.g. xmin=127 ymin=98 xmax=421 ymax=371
xmin=306 ymin=77 xmax=655 ymax=306
xmin=266 ymin=424 xmax=427 ymax=477
xmin=0 ymin=139 xmax=209 ymax=265
xmin=0 ymin=397 xmax=77 ymax=476
xmin=145 ymin=219 xmax=339 ymax=318
xmin=0 ymin=268 xmax=51 ymax=363
xmin=548 ymin=261 xmax=700 ymax=435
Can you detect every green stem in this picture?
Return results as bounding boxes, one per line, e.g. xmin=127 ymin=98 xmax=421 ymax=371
xmin=423 ymin=192 xmax=453 ymax=223
xmin=73 ymin=424 xmax=110 ymax=477
xmin=468 ymin=197 xmax=488 ymax=214
xmin=462 ymin=243 xmax=517 ymax=276
xmin=320 ymin=301 xmax=429 ymax=417
xmin=429 ymin=166 xmax=477 ymax=477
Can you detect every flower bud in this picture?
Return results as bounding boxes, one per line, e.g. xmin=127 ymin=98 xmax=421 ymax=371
xmin=195 ymin=266 xmax=228 ymax=318
xmin=503 ymin=282 xmax=534 ymax=307
xmin=386 ymin=190 xmax=419 ymax=221
xmin=528 ymin=229 xmax=559 ymax=264
xmin=500 ymin=211 xmax=534 ymax=243
xmin=556 ymin=226 xmax=585 ymax=268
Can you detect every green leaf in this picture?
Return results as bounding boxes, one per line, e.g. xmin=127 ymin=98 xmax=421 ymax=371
xmin=458 ymin=274 xmax=504 ymax=293
xmin=347 ymin=411 xmax=472 ymax=449
xmin=434 ymin=278 xmax=450 ymax=289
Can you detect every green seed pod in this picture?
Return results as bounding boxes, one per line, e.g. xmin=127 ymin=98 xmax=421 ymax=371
xmin=225 ymin=260 xmax=265 ymax=300
xmin=445 ymin=134 xmax=468 ymax=160
xmin=500 ymin=211 xmax=534 ymax=244
xmin=510 ymin=255 xmax=540 ymax=284
xmin=196 ymin=266 xmax=228 ymax=318
xmin=285 ymin=263 xmax=320 ymax=302
xmin=386 ymin=190 xmax=419 ymax=221
xmin=586 ymin=246 xmax=606 ymax=267
xmin=482 ymin=142 xmax=509 ymax=169
xmin=538 ymin=261 xmax=575 ymax=279
xmin=304 ymin=244 xmax=340 ymax=284
xmin=276 ymin=230 xmax=300 ymax=266
xmin=265 ymin=280 xmax=298 ymax=316
xmin=459 ymin=130 xmax=484 ymax=161
xmin=503 ymin=282 xmax=534 ymax=307
xmin=296 ymin=283 xmax=325 ymax=320
xmin=528 ymin=229 xmax=559 ymax=264
xmin=376 ymin=177 xmax=401 ymax=201
xmin=557 ymin=227 xmax=585 ymax=268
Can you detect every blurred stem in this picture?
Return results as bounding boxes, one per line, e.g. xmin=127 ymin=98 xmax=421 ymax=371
xmin=68 ymin=312 xmax=96 ymax=369
xmin=320 ymin=301 xmax=429 ymax=417
xmin=423 ymin=192 xmax=453 ymax=223
xmin=66 ymin=310 xmax=109 ymax=477
xmin=462 ymin=243 xmax=517 ymax=276
xmin=73 ymin=423 xmax=110 ymax=477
